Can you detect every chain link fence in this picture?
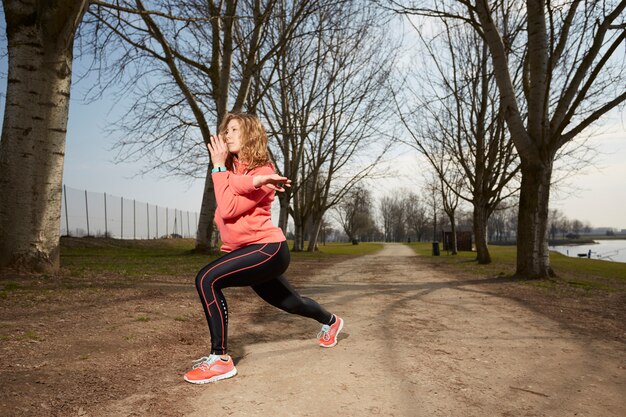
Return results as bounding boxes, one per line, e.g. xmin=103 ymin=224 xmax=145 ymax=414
xmin=61 ymin=185 xmax=199 ymax=239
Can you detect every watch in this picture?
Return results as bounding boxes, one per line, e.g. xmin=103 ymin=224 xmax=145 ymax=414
xmin=211 ymin=166 xmax=227 ymax=173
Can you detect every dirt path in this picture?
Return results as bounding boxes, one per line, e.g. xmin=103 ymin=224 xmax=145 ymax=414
xmin=180 ymin=243 xmax=624 ymax=417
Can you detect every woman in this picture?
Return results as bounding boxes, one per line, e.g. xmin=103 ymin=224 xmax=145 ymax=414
xmin=184 ymin=113 xmax=344 ymax=384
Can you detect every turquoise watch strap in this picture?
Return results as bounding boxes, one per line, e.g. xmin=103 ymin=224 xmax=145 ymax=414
xmin=211 ymin=166 xmax=227 ymax=173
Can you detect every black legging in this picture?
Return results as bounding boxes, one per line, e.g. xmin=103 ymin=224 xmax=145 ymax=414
xmin=194 ymin=241 xmax=332 ymax=355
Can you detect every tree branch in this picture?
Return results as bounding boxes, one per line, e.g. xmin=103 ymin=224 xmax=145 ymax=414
xmin=93 ymin=0 xmax=222 ymax=22
xmin=474 ymin=0 xmax=536 ymax=160
xmin=559 ymin=90 xmax=626 ymax=145
xmin=551 ymin=1 xmax=626 ymax=134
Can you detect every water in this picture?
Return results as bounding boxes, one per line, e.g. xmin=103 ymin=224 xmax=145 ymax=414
xmin=550 ymin=239 xmax=626 ymax=263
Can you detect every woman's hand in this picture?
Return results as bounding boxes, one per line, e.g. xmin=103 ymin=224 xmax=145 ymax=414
xmin=253 ymin=174 xmax=292 ymax=192
xmin=207 ymin=134 xmax=228 ymax=167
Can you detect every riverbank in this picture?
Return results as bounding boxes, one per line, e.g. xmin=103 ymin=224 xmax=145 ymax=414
xmin=490 ymin=236 xmax=626 ymax=246
xmin=549 ymin=239 xmax=626 ymax=263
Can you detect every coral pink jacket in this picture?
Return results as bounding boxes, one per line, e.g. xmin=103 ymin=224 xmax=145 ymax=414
xmin=212 ymin=162 xmax=285 ymax=252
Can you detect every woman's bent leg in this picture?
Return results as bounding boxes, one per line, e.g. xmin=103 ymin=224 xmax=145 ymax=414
xmin=194 ymin=242 xmax=289 ymax=354
xmin=252 ymin=275 xmax=333 ymax=324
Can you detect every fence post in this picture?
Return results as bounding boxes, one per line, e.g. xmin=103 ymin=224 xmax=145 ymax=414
xmin=187 ymin=211 xmax=190 ymax=238
xmin=156 ymin=205 xmax=159 ymax=239
xmin=133 ymin=199 xmax=136 ymax=240
xmin=85 ymin=189 xmax=90 ymax=237
xmin=121 ymin=197 xmax=124 ymax=239
xmin=104 ymin=192 xmax=108 ymax=238
xmin=147 ymin=202 xmax=150 ymax=239
xmin=166 ymin=207 xmax=169 ymax=238
xmin=63 ymin=185 xmax=69 ymax=236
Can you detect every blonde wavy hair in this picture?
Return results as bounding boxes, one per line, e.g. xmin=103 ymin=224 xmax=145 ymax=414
xmin=219 ymin=113 xmax=271 ymax=171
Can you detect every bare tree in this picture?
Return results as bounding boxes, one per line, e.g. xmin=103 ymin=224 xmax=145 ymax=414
xmin=81 ymin=0 xmax=318 ymax=252
xmin=548 ymin=208 xmax=564 ymax=241
xmin=379 ymin=194 xmax=409 ymax=242
xmin=334 ymin=186 xmax=375 ymax=245
xmin=549 ymin=208 xmax=588 ymax=240
xmin=403 ymin=192 xmax=429 ymax=242
xmin=474 ymin=0 xmax=626 ymax=277
xmin=557 ymin=217 xmax=571 ymax=239
xmin=489 ymin=201 xmax=517 ymax=242
xmin=379 ymin=195 xmax=394 ymax=242
xmin=394 ymin=10 xmax=521 ymax=263
xmin=380 ymin=185 xmax=459 ymax=245
xmin=254 ymin=2 xmax=334 ymax=234
xmin=424 ymin=175 xmax=441 ymax=244
xmin=439 ymin=170 xmax=461 ymax=254
xmin=571 ymin=219 xmax=583 ymax=236
xmin=257 ymin=1 xmax=397 ymax=251
xmin=393 ymin=0 xmax=625 ymax=277
xmin=0 ymin=0 xmax=90 ymax=272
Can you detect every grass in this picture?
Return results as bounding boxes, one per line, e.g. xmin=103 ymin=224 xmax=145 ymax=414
xmin=58 ymin=237 xmax=383 ymax=279
xmin=0 ymin=281 xmax=27 ymax=299
xmin=60 ymin=237 xmax=212 ymax=278
xmin=60 ymin=237 xmax=623 ymax=290
xmin=406 ymin=242 xmax=626 ymax=291
xmin=20 ymin=331 xmax=42 ymax=342
xmin=1 ymin=282 xmax=22 ymax=291
xmin=17 ymin=238 xmax=626 ymax=294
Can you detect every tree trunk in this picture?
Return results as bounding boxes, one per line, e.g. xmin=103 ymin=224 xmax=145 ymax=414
xmin=307 ymin=216 xmax=323 ymax=252
xmin=516 ymin=159 xmax=554 ymax=278
xmin=473 ymin=204 xmax=491 ymax=264
xmin=194 ymin=111 xmax=225 ymax=253
xmin=277 ymin=192 xmax=290 ymax=233
xmin=0 ymin=0 xmax=89 ymax=272
xmin=432 ymin=206 xmax=437 ymax=242
xmin=194 ymin=167 xmax=218 ymax=253
xmin=449 ymin=216 xmax=458 ymax=255
xmin=291 ymin=185 xmax=305 ymax=251
xmin=292 ymin=218 xmax=305 ymax=252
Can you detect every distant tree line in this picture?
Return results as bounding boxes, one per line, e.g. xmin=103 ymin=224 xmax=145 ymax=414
xmin=331 ymin=188 xmax=605 ymax=247
xmin=548 ymin=209 xmax=593 ymax=240
xmin=333 ymin=186 xmax=469 ymax=246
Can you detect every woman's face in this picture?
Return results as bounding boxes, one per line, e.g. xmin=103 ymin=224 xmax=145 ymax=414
xmin=224 ymin=119 xmax=242 ymax=155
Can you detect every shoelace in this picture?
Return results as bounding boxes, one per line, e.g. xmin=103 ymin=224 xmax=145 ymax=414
xmin=192 ymin=355 xmax=217 ymax=370
xmin=317 ymin=324 xmax=331 ymax=341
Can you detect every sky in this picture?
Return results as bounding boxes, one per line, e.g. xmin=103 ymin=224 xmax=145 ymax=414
xmin=550 ymin=122 xmax=626 ymax=230
xmin=61 ymin=90 xmax=206 ymax=214
xmin=1 ymin=12 xmax=625 ymax=232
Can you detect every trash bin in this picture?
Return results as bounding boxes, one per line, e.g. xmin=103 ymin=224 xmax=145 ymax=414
xmin=432 ymin=241 xmax=440 ymax=256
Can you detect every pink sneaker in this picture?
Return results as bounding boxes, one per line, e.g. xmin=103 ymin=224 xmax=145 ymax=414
xmin=183 ymin=355 xmax=237 ymax=384
xmin=318 ymin=316 xmax=344 ymax=348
